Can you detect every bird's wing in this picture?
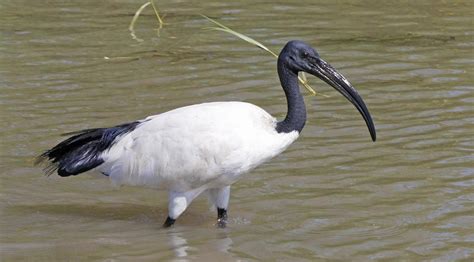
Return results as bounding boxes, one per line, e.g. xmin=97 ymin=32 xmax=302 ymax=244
xmin=99 ymin=102 xmax=287 ymax=189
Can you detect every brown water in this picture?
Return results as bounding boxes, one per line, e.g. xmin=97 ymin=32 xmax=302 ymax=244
xmin=1 ymin=0 xmax=473 ymax=261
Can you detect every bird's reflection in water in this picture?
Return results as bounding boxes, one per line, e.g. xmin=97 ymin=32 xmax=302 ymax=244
xmin=214 ymin=231 xmax=233 ymax=254
xmin=166 ymin=228 xmax=234 ymax=260
xmin=167 ymin=230 xmax=191 ymax=259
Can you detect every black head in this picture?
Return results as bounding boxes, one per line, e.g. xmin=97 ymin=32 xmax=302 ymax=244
xmin=279 ymin=40 xmax=377 ymax=142
xmin=279 ymin=40 xmax=321 ymax=73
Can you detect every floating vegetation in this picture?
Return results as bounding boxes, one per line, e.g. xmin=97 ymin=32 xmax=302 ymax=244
xmin=129 ymin=1 xmax=164 ymax=42
xmin=104 ymin=56 xmax=140 ymax=62
xmin=119 ymin=3 xmax=329 ymax=97
xmin=149 ymin=0 xmax=164 ymax=25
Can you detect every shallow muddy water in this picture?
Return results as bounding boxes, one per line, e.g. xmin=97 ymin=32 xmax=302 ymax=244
xmin=1 ymin=0 xmax=473 ymax=261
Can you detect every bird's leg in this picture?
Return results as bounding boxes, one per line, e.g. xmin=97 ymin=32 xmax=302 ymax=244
xmin=163 ymin=216 xmax=176 ymax=227
xmin=209 ymin=186 xmax=230 ymax=228
xmin=164 ymin=187 xmax=205 ymax=228
xmin=217 ymin=207 xmax=228 ymax=228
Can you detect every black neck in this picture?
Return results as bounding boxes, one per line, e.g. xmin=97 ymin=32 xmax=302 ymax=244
xmin=275 ymin=59 xmax=307 ymax=133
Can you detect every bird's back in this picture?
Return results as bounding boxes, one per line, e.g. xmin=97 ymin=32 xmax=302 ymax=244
xmin=100 ymin=102 xmax=299 ymax=190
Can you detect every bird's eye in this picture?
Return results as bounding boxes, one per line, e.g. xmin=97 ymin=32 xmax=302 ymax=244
xmin=302 ymin=51 xmax=309 ymax=58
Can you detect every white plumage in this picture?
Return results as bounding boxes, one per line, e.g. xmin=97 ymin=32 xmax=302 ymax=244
xmin=102 ymin=102 xmax=298 ymax=190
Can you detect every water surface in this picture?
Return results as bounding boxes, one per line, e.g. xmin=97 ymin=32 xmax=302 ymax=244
xmin=1 ymin=0 xmax=473 ymax=261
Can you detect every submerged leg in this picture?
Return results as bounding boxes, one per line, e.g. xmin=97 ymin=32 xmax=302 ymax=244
xmin=163 ymin=187 xmax=205 ymax=228
xmin=217 ymin=207 xmax=228 ymax=228
xmin=163 ymin=216 xmax=176 ymax=227
xmin=208 ymin=186 xmax=230 ymax=228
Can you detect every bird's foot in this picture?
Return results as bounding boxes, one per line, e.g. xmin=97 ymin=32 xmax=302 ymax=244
xmin=216 ymin=208 xmax=228 ymax=228
xmin=216 ymin=218 xmax=227 ymax=228
xmin=163 ymin=216 xmax=176 ymax=228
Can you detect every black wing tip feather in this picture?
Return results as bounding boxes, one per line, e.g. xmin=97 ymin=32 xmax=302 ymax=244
xmin=36 ymin=120 xmax=142 ymax=177
xmin=34 ymin=150 xmax=56 ymax=176
xmin=36 ymin=148 xmax=73 ymax=177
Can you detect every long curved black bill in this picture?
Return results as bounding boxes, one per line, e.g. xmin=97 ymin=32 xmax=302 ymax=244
xmin=310 ymin=58 xmax=376 ymax=142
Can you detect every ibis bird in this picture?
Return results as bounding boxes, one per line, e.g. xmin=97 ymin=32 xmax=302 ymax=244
xmin=38 ymin=40 xmax=376 ymax=227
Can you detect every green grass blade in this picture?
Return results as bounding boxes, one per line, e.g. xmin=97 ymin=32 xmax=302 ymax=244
xmin=202 ymin=15 xmax=328 ymax=97
xmin=202 ymin=15 xmax=278 ymax=57
xmin=208 ymin=27 xmax=279 ymax=58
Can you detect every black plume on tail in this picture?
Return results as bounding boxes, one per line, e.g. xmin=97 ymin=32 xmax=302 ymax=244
xmin=37 ymin=121 xmax=141 ymax=177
